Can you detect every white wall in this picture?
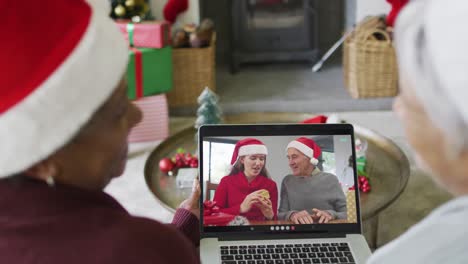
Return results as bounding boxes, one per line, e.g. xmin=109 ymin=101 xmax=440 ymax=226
xmin=151 ymin=0 xmax=200 ymax=24
xmin=356 ymin=0 xmax=391 ymax=22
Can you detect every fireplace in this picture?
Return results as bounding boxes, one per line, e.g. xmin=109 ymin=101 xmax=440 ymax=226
xmin=230 ymin=0 xmax=319 ymax=72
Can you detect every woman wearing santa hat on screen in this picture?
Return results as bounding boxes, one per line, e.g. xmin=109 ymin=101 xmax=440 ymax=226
xmin=213 ymin=138 xmax=279 ymax=221
xmin=278 ymin=137 xmax=347 ymax=224
xmin=0 ymin=0 xmax=200 ymax=263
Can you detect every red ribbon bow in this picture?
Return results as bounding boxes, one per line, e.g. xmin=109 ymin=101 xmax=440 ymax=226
xmin=203 ymin=200 xmax=220 ymax=216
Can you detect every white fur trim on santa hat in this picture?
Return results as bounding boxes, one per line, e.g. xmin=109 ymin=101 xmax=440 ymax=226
xmin=287 ymin=141 xmax=319 ymax=165
xmin=0 ymin=1 xmax=128 ymax=177
xmin=395 ymin=0 xmax=468 ymax=155
xmin=238 ymin=145 xmax=268 ymax=157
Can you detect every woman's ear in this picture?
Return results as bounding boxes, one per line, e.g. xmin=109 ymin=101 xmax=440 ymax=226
xmin=23 ymin=159 xmax=58 ymax=182
xmin=239 ymin=156 xmax=245 ymax=164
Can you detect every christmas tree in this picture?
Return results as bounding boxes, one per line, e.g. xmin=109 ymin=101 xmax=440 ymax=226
xmin=109 ymin=0 xmax=153 ymax=21
xmin=194 ymin=87 xmax=223 ymax=140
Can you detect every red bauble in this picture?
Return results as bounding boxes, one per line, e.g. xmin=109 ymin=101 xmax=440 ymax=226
xmin=185 ymin=153 xmax=193 ymax=162
xmin=175 ymin=159 xmax=184 ymax=169
xmin=159 ymin=158 xmax=175 ymax=173
xmin=190 ymin=159 xmax=198 ymax=168
xmin=175 ymin=153 xmax=184 ymax=162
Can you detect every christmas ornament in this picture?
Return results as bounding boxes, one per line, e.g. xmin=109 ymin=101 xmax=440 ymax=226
xmin=131 ymin=16 xmax=142 ymax=23
xmin=125 ymin=0 xmax=135 ymax=8
xmin=109 ymin=0 xmax=152 ymax=21
xmin=160 ymin=148 xmax=199 ymax=175
xmin=114 ymin=4 xmax=126 ymax=17
xmin=357 ymin=175 xmax=371 ymax=193
xmin=159 ymin=157 xmax=175 ymax=174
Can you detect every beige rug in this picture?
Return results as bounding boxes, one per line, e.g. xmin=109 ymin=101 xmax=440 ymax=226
xmin=376 ymin=167 xmax=453 ymax=247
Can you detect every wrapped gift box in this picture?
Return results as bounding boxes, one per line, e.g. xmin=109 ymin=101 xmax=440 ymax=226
xmin=204 ymin=213 xmax=236 ymax=226
xmin=128 ymin=94 xmax=169 ymax=142
xmin=116 ymin=21 xmax=171 ymax=49
xmin=127 ymin=46 xmax=173 ymax=99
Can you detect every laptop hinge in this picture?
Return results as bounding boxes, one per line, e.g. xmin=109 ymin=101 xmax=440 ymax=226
xmin=218 ymin=232 xmax=346 ymax=241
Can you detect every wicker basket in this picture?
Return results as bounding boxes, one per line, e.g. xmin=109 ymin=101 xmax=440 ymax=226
xmin=343 ymin=20 xmax=398 ymax=98
xmin=167 ymin=33 xmax=216 ymax=107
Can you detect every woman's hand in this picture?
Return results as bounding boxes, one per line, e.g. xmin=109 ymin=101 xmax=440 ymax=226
xmin=178 ymin=180 xmax=201 ymax=219
xmin=255 ymin=197 xmax=274 ymax=220
xmin=240 ymin=190 xmax=262 ymax=214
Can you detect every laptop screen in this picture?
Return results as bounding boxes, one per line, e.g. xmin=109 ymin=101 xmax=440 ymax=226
xmin=199 ymin=124 xmax=361 ymax=236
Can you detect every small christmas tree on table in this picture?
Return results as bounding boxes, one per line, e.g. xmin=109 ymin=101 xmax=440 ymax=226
xmin=194 ymin=87 xmax=223 ymax=140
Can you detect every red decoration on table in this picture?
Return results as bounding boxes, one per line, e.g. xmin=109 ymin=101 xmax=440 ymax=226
xmin=203 ymin=200 xmax=235 ymax=226
xmin=386 ymin=0 xmax=409 ymax=27
xmin=159 ymin=158 xmax=175 ymax=174
xmin=358 ymin=175 xmax=371 ymax=193
xmin=159 ymin=148 xmax=199 ymax=175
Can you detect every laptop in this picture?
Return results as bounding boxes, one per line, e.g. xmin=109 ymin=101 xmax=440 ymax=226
xmin=199 ymin=124 xmax=371 ymax=264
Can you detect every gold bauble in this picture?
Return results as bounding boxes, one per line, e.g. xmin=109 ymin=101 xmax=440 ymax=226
xmin=114 ymin=5 xmax=126 ymax=17
xmin=125 ymin=0 xmax=135 ymax=8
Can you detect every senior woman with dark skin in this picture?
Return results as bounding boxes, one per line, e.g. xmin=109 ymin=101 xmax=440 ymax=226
xmin=0 ymin=1 xmax=200 ymax=263
xmin=367 ymin=0 xmax=468 ymax=263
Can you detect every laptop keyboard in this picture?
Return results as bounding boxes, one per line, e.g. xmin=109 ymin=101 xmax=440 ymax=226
xmin=220 ymin=242 xmax=355 ymax=264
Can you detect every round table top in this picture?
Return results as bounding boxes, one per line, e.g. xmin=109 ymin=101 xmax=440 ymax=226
xmin=144 ymin=113 xmax=410 ymax=221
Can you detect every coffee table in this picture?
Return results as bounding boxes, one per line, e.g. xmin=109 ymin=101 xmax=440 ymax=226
xmin=144 ymin=113 xmax=410 ymax=249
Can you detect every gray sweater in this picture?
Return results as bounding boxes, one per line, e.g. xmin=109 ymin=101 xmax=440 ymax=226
xmin=278 ymin=168 xmax=347 ymax=221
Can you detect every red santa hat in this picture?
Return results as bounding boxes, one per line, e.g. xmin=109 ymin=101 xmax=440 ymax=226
xmin=0 ymin=0 xmax=128 ymax=178
xmin=230 ymin=138 xmax=268 ymax=165
xmin=286 ymin=137 xmax=321 ymax=165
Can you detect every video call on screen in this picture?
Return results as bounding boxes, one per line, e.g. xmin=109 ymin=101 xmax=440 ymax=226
xmin=202 ymin=135 xmax=358 ymax=227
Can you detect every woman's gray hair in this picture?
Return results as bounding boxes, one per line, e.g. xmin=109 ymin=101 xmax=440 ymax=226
xmin=395 ymin=0 xmax=468 ymax=158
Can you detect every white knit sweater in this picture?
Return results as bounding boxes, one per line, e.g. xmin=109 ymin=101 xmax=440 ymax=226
xmin=367 ymin=196 xmax=468 ymax=264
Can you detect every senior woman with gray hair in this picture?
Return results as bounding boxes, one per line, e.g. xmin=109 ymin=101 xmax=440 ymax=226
xmin=367 ymin=0 xmax=468 ymax=263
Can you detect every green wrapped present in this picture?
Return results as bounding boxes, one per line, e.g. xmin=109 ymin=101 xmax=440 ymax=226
xmin=127 ymin=46 xmax=173 ymax=99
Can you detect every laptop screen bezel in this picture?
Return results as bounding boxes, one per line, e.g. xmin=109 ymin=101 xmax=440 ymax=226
xmin=198 ymin=123 xmax=362 ymax=238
